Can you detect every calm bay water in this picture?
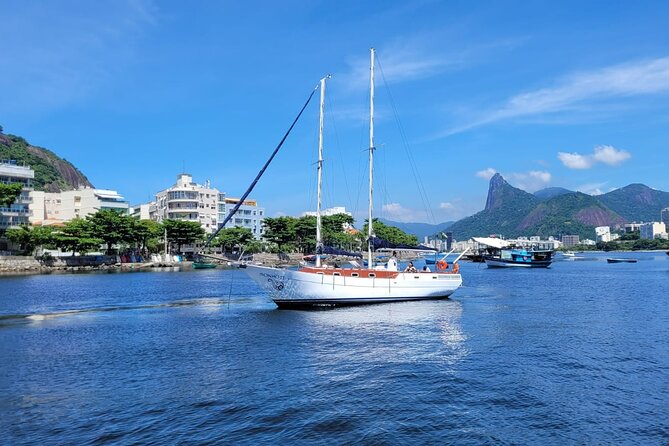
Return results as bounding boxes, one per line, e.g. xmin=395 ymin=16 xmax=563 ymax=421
xmin=1 ymin=252 xmax=668 ymax=445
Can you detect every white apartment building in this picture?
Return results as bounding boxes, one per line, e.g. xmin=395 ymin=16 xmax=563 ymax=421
xmin=154 ymin=174 xmax=219 ymax=234
xmin=151 ymin=173 xmax=265 ymax=239
xmin=640 ymin=222 xmax=667 ymax=240
xmin=30 ymin=187 xmax=128 ymax=224
xmin=595 ymin=226 xmax=611 ymax=242
xmin=0 ymin=160 xmax=33 ymax=229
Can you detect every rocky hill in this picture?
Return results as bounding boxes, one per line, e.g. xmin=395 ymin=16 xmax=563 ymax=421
xmin=448 ymin=174 xmax=669 ymax=240
xmin=598 ymin=184 xmax=669 ymax=222
xmin=0 ymin=130 xmax=93 ymax=192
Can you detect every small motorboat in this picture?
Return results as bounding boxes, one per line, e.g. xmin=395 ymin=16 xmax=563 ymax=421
xmin=192 ymin=262 xmax=217 ymax=269
xmin=606 ymin=258 xmax=637 ymax=263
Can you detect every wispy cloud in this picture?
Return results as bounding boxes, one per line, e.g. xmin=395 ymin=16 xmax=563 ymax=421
xmin=475 ymin=167 xmax=497 ymax=180
xmin=337 ymin=36 xmax=522 ymax=93
xmin=339 ymin=48 xmax=459 ymax=92
xmin=1 ymin=0 xmax=158 ymax=113
xmin=476 ymin=167 xmax=551 ymax=192
xmin=382 ymin=203 xmax=426 ymax=222
xmin=443 ymin=56 xmax=669 ymax=135
xmin=439 ymin=202 xmax=454 ymax=209
xmin=558 ymin=145 xmax=631 ymax=169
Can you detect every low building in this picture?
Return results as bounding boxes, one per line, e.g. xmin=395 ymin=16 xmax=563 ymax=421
xmin=129 ymin=202 xmax=157 ymax=221
xmin=640 ymin=222 xmax=667 ymax=240
xmin=30 ymin=187 xmax=128 ymax=224
xmin=561 ymin=235 xmax=580 ymax=247
xmin=219 ymin=196 xmax=265 ymax=238
xmin=0 ymin=160 xmax=33 ymax=230
xmin=624 ymin=223 xmax=643 ymax=233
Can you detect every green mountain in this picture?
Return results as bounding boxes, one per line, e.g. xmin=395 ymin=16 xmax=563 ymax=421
xmin=518 ymin=192 xmax=625 ymax=239
xmin=447 ymin=173 xmax=540 ymax=239
xmin=378 ymin=218 xmax=453 ymax=240
xmin=533 ymin=187 xmax=573 ymax=200
xmin=447 ymin=174 xmax=667 ymax=241
xmin=598 ymin=184 xmax=669 ymax=222
xmin=0 ymin=129 xmax=93 ymax=192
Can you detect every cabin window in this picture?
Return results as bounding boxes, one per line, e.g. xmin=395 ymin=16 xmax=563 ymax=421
xmin=351 ymin=273 xmax=359 ymax=277
xmin=414 ymin=276 xmax=420 ymax=279
xmin=368 ymin=273 xmax=376 ymax=278
xmin=317 ymin=272 xmax=324 ymax=275
xmin=333 ymin=272 xmax=341 ymax=276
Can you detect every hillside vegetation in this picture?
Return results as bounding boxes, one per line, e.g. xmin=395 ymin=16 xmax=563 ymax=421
xmin=448 ymin=174 xmax=669 ymax=240
xmin=0 ymin=130 xmax=93 ymax=192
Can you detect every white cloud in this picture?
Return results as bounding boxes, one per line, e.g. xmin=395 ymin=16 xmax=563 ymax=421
xmin=439 ymin=202 xmax=454 ymax=209
xmin=558 ymin=145 xmax=631 ymax=169
xmin=558 ymin=152 xmax=593 ymax=169
xmin=476 ymin=168 xmax=497 ymax=180
xmin=576 ymin=182 xmax=608 ymax=195
xmin=506 ymin=170 xmax=552 ymax=192
xmin=592 ymin=145 xmax=631 ymax=165
xmin=444 ymin=56 xmax=669 ymax=135
xmin=382 ymin=203 xmax=423 ymax=222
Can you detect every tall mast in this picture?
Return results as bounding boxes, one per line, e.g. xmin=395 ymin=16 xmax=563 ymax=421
xmin=367 ymin=48 xmax=375 ymax=268
xmin=315 ymin=75 xmax=329 ymax=267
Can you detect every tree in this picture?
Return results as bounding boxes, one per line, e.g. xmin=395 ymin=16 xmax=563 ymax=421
xmin=162 ymin=219 xmax=205 ymax=254
xmin=212 ymin=227 xmax=254 ymax=252
xmin=87 ymin=209 xmax=134 ymax=254
xmin=294 ymin=216 xmax=316 ymax=253
xmin=0 ymin=183 xmax=22 ymax=208
xmin=5 ymin=225 xmax=55 ymax=255
xmin=130 ymin=219 xmax=162 ymax=254
xmin=262 ymin=216 xmax=297 ymax=252
xmin=53 ymin=218 xmax=102 ymax=255
xmin=363 ymin=219 xmax=419 ymax=246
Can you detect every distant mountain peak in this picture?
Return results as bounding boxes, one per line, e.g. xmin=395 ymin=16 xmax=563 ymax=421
xmin=533 ymin=187 xmax=573 ymax=200
xmin=484 ymin=173 xmax=510 ymax=210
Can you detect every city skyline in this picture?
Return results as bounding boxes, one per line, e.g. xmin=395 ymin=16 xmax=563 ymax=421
xmin=3 ymin=1 xmax=669 ymax=224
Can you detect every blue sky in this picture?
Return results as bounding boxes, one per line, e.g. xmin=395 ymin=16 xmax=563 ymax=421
xmin=3 ymin=0 xmax=669 ymax=224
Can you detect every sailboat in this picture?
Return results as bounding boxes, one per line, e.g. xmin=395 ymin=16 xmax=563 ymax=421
xmin=244 ymin=49 xmax=463 ymax=308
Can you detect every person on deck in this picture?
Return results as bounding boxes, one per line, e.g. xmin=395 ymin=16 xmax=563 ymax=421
xmin=387 ymin=251 xmax=398 ymax=271
xmin=422 ymin=265 xmax=431 ymax=272
xmin=404 ymin=261 xmax=418 ymax=273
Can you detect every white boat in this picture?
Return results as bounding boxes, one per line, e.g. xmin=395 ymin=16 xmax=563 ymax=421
xmin=245 ymin=49 xmax=463 ymax=308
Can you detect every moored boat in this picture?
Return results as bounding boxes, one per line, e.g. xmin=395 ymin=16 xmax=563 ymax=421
xmin=607 ymin=258 xmax=638 ymax=263
xmin=192 ymin=262 xmax=217 ymax=269
xmin=474 ymin=237 xmax=554 ymax=268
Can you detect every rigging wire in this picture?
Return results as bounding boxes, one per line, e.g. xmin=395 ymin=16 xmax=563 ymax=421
xmin=375 ymin=55 xmax=438 ymax=226
xmin=202 ymin=82 xmax=320 ymax=249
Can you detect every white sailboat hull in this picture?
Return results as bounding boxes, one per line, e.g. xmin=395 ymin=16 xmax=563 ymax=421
xmin=244 ymin=264 xmax=462 ymax=308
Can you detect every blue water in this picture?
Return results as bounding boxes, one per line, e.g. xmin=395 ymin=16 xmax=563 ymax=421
xmin=1 ymin=253 xmax=668 ymax=445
